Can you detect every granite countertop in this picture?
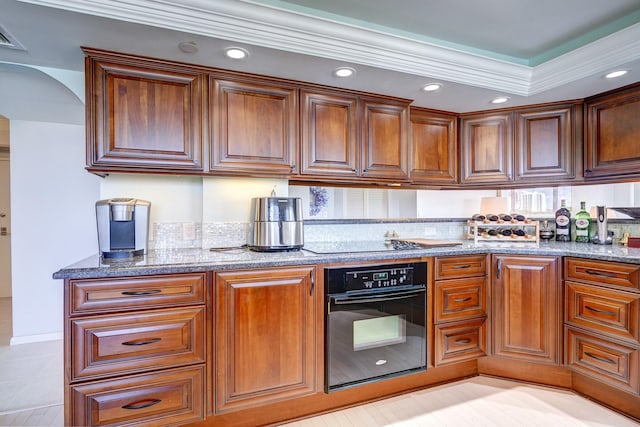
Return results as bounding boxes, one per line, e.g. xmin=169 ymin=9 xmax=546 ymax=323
xmin=52 ymin=240 xmax=640 ymax=280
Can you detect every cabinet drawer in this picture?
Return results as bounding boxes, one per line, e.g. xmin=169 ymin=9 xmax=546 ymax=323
xmin=566 ymin=281 xmax=639 ymax=343
xmin=70 ymin=365 xmax=204 ymax=427
xmin=435 ymin=255 xmax=487 ymax=280
xmin=71 ymin=307 xmax=205 ymax=381
xmin=434 ymin=317 xmax=487 ymax=366
xmin=435 ymin=276 xmax=486 ymax=322
xmin=565 ymin=327 xmax=639 ymax=394
xmin=565 ymin=258 xmax=640 ymax=290
xmin=70 ymin=273 xmax=206 ymax=315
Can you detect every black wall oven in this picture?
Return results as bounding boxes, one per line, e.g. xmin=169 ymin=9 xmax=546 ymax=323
xmin=325 ymin=262 xmax=427 ymax=392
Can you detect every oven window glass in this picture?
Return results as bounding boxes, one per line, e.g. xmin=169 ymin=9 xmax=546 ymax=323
xmin=353 ymin=314 xmax=406 ymax=351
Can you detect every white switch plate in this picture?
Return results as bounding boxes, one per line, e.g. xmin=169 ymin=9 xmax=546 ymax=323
xmin=182 ymin=222 xmax=196 ymax=240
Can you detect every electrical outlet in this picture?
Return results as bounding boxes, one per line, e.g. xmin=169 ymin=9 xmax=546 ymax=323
xmin=182 ymin=222 xmax=196 ymax=240
xmin=424 ymin=227 xmax=437 ymax=236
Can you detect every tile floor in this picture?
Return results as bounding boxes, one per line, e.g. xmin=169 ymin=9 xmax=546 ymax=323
xmin=0 ymin=298 xmax=63 ymax=426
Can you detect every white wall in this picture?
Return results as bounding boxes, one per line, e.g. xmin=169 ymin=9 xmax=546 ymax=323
xmin=10 ymin=120 xmax=100 ymax=343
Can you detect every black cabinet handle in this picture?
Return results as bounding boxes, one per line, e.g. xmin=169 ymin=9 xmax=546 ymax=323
xmin=584 ymin=269 xmax=618 ymax=278
xmin=453 ymin=297 xmax=473 ymax=303
xmin=122 ymin=399 xmax=161 ymax=410
xmin=121 ymin=289 xmax=162 ymax=296
xmin=584 ymin=351 xmax=616 ymax=365
xmin=496 ymin=259 xmax=502 ymax=280
xmin=585 ymin=169 xmax=592 ymax=174
xmin=585 ymin=306 xmax=616 ymax=316
xmin=122 ymin=337 xmax=162 ymax=346
xmin=452 ymin=264 xmax=472 ymax=269
xmin=454 ymin=338 xmax=472 ymax=345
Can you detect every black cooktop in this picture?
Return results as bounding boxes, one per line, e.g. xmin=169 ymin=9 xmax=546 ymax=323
xmin=303 ymin=240 xmax=419 ymax=254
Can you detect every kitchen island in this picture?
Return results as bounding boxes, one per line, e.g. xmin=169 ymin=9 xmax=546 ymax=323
xmin=54 ymin=241 xmax=640 ymax=426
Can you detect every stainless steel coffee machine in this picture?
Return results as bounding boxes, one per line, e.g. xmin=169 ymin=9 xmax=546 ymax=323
xmin=96 ymin=198 xmax=151 ymax=258
xmin=248 ymin=196 xmax=303 ymax=251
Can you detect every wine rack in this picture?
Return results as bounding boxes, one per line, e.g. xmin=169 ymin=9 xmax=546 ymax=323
xmin=467 ymin=219 xmax=539 ymax=244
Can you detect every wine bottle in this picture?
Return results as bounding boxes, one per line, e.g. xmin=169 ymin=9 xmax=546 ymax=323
xmin=499 ymin=229 xmax=512 ymax=237
xmin=511 ymin=228 xmax=526 ymax=237
xmin=555 ymin=199 xmax=571 ymax=242
xmin=471 ymin=214 xmax=486 ymax=221
xmin=486 ymin=214 xmax=499 ymax=222
xmin=511 ymin=214 xmax=526 ymax=222
xmin=574 ymin=201 xmax=591 ymax=243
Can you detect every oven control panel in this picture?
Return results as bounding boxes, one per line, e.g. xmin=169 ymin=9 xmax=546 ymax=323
xmin=326 ymin=262 xmax=427 ymax=293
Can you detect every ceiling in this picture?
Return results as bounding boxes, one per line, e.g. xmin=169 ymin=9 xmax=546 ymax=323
xmin=1 ymin=0 xmax=640 ymax=123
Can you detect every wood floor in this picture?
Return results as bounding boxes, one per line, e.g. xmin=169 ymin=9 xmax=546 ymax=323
xmin=0 ymin=296 xmax=638 ymax=426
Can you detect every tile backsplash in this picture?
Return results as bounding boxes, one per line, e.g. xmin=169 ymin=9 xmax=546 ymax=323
xmin=149 ymin=219 xmax=640 ymax=250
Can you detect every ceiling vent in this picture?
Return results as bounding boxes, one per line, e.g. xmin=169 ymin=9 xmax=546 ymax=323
xmin=0 ymin=24 xmax=25 ymax=50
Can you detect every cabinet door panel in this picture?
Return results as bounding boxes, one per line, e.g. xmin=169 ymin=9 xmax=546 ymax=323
xmin=435 ymin=276 xmax=487 ymax=322
xmin=86 ymin=55 xmax=204 ymax=171
xmin=71 ymin=307 xmax=205 ymax=380
xmin=515 ymin=105 xmax=575 ymax=181
xmin=70 ymin=366 xmax=204 ymax=427
xmin=409 ymin=109 xmax=458 ymax=184
xmin=565 ymin=281 xmax=640 ymax=343
xmin=300 ymin=90 xmax=358 ymax=177
xmin=211 ymin=77 xmax=297 ymax=174
xmin=215 ymin=266 xmax=316 ymax=413
xmin=435 ymin=317 xmax=487 ymax=366
xmin=566 ymin=327 xmax=639 ymax=394
xmin=586 ymin=86 xmax=640 ymax=177
xmin=361 ymin=99 xmax=410 ymax=181
xmin=460 ymin=113 xmax=513 ymax=183
xmin=493 ymin=255 xmax=560 ymax=364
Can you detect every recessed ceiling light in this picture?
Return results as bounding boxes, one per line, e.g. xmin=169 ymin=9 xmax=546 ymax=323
xmin=605 ymin=70 xmax=628 ymax=79
xmin=225 ymin=47 xmax=249 ymax=60
xmin=333 ymin=67 xmax=355 ymax=78
xmin=491 ymin=96 xmax=510 ymax=104
xmin=422 ymin=83 xmax=442 ymax=92
xmin=178 ymin=41 xmax=198 ymax=54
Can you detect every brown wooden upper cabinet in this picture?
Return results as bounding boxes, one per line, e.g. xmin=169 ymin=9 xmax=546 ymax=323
xmin=299 ymin=90 xmax=410 ymax=183
xmin=585 ymin=83 xmax=640 ymax=178
xmin=299 ymin=89 xmax=359 ymax=179
xmin=460 ymin=103 xmax=579 ymax=186
xmin=459 ymin=112 xmax=513 ymax=184
xmin=84 ymin=49 xmax=205 ymax=173
xmin=409 ymin=107 xmax=458 ymax=184
xmin=210 ymin=75 xmax=298 ymax=176
xmin=361 ymin=96 xmax=410 ymax=182
xmin=514 ymin=104 xmax=578 ymax=182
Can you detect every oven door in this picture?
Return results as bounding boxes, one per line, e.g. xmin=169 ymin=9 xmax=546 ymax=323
xmin=326 ymin=285 xmax=426 ymax=392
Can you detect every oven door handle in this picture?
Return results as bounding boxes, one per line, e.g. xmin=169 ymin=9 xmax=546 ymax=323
xmin=330 ymin=288 xmax=425 ymax=305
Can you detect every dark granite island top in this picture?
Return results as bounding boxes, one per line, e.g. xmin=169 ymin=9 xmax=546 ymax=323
xmin=53 ymin=240 xmax=640 ymax=280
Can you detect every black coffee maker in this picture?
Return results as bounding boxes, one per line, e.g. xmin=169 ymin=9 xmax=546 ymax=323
xmin=96 ymin=198 xmax=151 ymax=258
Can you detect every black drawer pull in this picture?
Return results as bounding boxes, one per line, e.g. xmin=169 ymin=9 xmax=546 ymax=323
xmin=121 ymin=289 xmax=162 ymax=296
xmin=122 ymin=337 xmax=162 ymax=346
xmin=584 ymin=269 xmax=618 ymax=278
xmin=452 ymin=264 xmax=472 ymax=269
xmin=122 ymin=399 xmax=162 ymax=410
xmin=453 ymin=297 xmax=473 ymax=303
xmin=585 ymin=305 xmax=616 ymax=316
xmin=454 ymin=338 xmax=472 ymax=345
xmin=584 ymin=351 xmax=616 ymax=365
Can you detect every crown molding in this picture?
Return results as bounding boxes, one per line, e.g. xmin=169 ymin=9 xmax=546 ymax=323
xmin=19 ymin=0 xmax=640 ymax=97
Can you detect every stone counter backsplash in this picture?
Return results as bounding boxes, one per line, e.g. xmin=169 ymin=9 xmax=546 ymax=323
xmin=148 ymin=219 xmax=640 ymax=250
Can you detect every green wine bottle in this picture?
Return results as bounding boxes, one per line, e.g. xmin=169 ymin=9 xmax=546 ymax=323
xmin=575 ymin=201 xmax=591 ymax=242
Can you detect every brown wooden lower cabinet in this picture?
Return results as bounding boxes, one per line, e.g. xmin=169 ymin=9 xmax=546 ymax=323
xmin=214 ymin=266 xmax=319 ymax=413
xmin=492 ymin=254 xmax=561 ymax=364
xmin=63 ymin=257 xmax=640 ymax=426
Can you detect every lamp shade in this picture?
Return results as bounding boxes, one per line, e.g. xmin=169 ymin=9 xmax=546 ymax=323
xmin=480 ymin=197 xmax=509 ymax=214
